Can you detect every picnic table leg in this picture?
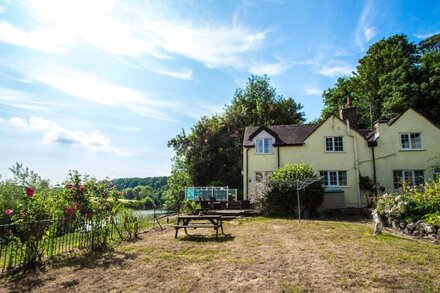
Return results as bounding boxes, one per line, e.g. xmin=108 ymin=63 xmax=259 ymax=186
xmin=220 ymin=220 xmax=225 ymax=235
xmin=175 ymin=227 xmax=179 ymax=238
xmin=184 ymin=219 xmax=189 ymax=235
xmin=215 ymin=227 xmax=218 ymax=239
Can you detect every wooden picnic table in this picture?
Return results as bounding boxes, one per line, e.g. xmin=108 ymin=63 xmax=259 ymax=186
xmin=174 ymin=215 xmax=225 ymax=238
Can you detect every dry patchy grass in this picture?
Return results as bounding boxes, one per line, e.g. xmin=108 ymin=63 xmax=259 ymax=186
xmin=1 ymin=217 xmax=439 ymax=292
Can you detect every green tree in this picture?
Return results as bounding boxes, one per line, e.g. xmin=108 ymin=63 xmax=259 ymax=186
xmin=168 ymin=75 xmax=305 ymax=195
xmin=163 ymin=155 xmax=192 ymax=211
xmin=320 ymin=34 xmax=440 ymax=128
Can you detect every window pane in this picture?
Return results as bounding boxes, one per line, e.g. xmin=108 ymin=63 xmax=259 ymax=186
xmin=329 ymin=171 xmax=337 ymax=186
xmin=263 ymin=138 xmax=272 ymax=153
xmin=325 ymin=138 xmax=333 ymax=151
xmin=401 ymin=134 xmax=410 ymax=149
xmin=256 ymin=139 xmax=263 ymax=153
xmin=334 ymin=137 xmax=343 ymax=151
xmin=414 ymin=170 xmax=424 ymax=185
xmin=403 ymin=171 xmax=413 ymax=186
xmin=319 ymin=171 xmax=328 ymax=186
xmin=338 ymin=171 xmax=347 ymax=186
xmin=410 ymin=133 xmax=421 ymax=149
xmin=393 ymin=170 xmax=402 ymax=189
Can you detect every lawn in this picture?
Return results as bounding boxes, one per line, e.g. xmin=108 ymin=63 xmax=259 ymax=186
xmin=1 ymin=217 xmax=439 ymax=293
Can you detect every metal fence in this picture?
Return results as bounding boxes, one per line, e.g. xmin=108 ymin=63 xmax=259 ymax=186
xmin=185 ymin=186 xmax=238 ymax=201
xmin=0 ymin=216 xmax=130 ymax=274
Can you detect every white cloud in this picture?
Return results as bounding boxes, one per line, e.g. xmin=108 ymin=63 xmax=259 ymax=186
xmin=0 ymin=0 xmax=270 ymax=71
xmin=414 ymin=31 xmax=440 ymax=39
xmin=248 ymin=59 xmax=291 ymax=76
xmin=0 ymin=87 xmax=64 ymax=111
xmin=318 ymin=65 xmax=354 ymax=77
xmin=152 ymin=68 xmax=193 ymax=80
xmin=3 ymin=116 xmax=130 ymax=156
xmin=29 ymin=66 xmax=177 ymax=122
xmin=305 ymin=87 xmax=323 ymax=96
xmin=355 ymin=0 xmax=376 ymax=50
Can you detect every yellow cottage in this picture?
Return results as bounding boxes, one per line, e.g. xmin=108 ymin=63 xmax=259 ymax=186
xmin=242 ymin=106 xmax=440 ymax=209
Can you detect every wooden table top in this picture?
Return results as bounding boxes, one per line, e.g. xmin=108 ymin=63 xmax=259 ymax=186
xmin=177 ymin=215 xmax=222 ymax=219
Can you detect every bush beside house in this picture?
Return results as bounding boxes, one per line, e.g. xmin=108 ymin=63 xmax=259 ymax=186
xmin=375 ymin=177 xmax=440 ymax=239
xmin=250 ymin=163 xmax=324 ymax=216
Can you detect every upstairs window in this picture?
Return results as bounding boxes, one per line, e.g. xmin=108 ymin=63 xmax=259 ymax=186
xmin=393 ymin=170 xmax=424 ymax=189
xmin=256 ymin=138 xmax=273 ymax=154
xmin=325 ymin=137 xmax=344 ymax=152
xmin=319 ymin=170 xmax=348 ymax=187
xmin=400 ymin=133 xmax=421 ymax=150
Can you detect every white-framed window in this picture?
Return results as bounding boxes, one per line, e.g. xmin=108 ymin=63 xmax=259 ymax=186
xmin=400 ymin=133 xmax=421 ymax=150
xmin=393 ymin=170 xmax=425 ymax=189
xmin=325 ymin=137 xmax=344 ymax=152
xmin=256 ymin=138 xmax=273 ymax=154
xmin=255 ymin=171 xmax=273 ymax=183
xmin=319 ymin=170 xmax=348 ymax=187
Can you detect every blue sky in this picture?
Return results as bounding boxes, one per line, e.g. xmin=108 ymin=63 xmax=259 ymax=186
xmin=0 ymin=0 xmax=439 ymax=183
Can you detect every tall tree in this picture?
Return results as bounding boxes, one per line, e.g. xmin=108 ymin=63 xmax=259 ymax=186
xmin=320 ymin=34 xmax=434 ymax=129
xmin=167 ymin=75 xmax=305 ymax=199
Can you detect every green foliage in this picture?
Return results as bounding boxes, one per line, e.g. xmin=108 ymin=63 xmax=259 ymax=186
xmin=120 ymin=209 xmax=140 ymax=240
xmin=163 ymin=155 xmax=192 ymax=212
xmin=376 ymin=177 xmax=440 ymax=225
xmin=110 ymin=176 xmax=168 ymax=190
xmin=256 ymin=163 xmax=324 ymax=216
xmin=0 ymin=164 xmax=124 ymax=267
xmin=182 ymin=200 xmax=201 ymax=214
xmin=168 ymin=75 xmax=305 ymax=195
xmin=320 ymin=33 xmax=440 ymax=127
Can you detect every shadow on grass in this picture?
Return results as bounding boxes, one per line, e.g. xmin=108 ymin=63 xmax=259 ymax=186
xmin=1 ymin=249 xmax=137 ymax=292
xmin=178 ymin=234 xmax=235 ymax=243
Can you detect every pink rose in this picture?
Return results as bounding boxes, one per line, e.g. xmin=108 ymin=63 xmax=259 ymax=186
xmin=65 ymin=183 xmax=73 ymax=189
xmin=5 ymin=209 xmax=13 ymax=216
xmin=25 ymin=187 xmax=35 ymax=197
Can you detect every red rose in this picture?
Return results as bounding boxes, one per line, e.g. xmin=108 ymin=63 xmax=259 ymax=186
xmin=25 ymin=187 xmax=35 ymax=197
xmin=71 ymin=187 xmax=77 ymax=193
xmin=65 ymin=183 xmax=73 ymax=189
xmin=65 ymin=206 xmax=75 ymax=215
xmin=79 ymin=185 xmax=85 ymax=192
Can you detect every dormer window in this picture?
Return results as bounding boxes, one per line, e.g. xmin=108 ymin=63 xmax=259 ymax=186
xmin=256 ymin=138 xmax=273 ymax=154
xmin=325 ymin=137 xmax=343 ymax=152
xmin=400 ymin=133 xmax=421 ymax=150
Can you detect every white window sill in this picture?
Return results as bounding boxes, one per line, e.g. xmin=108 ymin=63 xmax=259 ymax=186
xmin=255 ymin=152 xmax=274 ymax=155
xmin=399 ymin=149 xmax=425 ymax=152
xmin=323 ymin=186 xmax=349 ymax=188
xmin=324 ymin=151 xmax=345 ymax=153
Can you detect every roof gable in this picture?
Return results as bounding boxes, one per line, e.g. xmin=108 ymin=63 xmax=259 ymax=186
xmin=243 ymin=124 xmax=319 ymax=147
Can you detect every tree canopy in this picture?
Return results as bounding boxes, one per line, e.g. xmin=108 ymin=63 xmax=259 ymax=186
xmin=165 ymin=75 xmax=305 ymax=206
xmin=321 ymin=33 xmax=440 ymax=128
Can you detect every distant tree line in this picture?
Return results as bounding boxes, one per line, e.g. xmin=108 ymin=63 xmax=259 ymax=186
xmin=111 ymin=176 xmax=168 ymax=190
xmin=110 ymin=176 xmax=168 ymax=208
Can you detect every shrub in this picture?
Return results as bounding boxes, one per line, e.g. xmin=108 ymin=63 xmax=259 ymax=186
xmin=376 ymin=177 xmax=440 ymax=225
xmin=252 ymin=163 xmax=324 ymax=216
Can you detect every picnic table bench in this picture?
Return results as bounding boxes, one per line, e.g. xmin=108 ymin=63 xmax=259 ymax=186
xmin=174 ymin=215 xmax=225 ymax=238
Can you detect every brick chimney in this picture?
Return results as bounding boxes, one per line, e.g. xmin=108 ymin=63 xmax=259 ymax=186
xmin=339 ymin=96 xmax=358 ymax=129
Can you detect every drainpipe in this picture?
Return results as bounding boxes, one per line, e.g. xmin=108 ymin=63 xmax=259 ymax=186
xmin=346 ymin=120 xmax=362 ymax=208
xmin=371 ymin=146 xmax=377 ymax=199
xmin=277 ymin=146 xmax=280 ymax=168
xmin=245 ymin=147 xmax=250 ymax=200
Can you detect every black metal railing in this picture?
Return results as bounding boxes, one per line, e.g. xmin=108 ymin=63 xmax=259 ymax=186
xmin=0 ymin=216 xmax=126 ymax=274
